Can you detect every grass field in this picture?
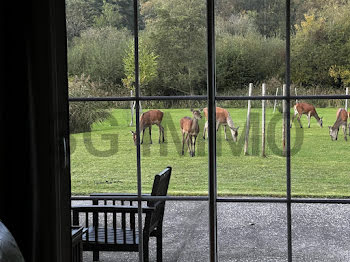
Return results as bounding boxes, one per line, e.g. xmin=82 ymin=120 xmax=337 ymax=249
xmin=70 ymin=106 xmax=350 ymax=197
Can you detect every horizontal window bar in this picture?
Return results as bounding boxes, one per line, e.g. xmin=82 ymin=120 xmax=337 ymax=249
xmin=217 ymin=94 xmax=350 ymax=101
xmin=217 ymin=197 xmax=350 ymax=204
xmin=68 ymin=95 xmax=207 ymax=102
xmin=69 ymin=94 xmax=350 ymax=102
xmin=71 ymin=196 xmax=350 ymax=204
xmin=71 ymin=196 xmax=209 ymax=201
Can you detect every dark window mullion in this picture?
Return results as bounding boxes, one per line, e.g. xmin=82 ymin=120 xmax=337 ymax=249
xmin=285 ymin=0 xmax=292 ymax=261
xmin=133 ymin=0 xmax=143 ymax=261
xmin=207 ymin=0 xmax=217 ymax=261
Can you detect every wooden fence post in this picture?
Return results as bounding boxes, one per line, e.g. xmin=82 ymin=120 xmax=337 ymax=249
xmin=282 ymin=84 xmax=287 ymax=157
xmin=262 ymin=83 xmax=266 ymax=157
xmin=273 ymin=87 xmax=279 ymax=113
xmin=345 ymin=87 xmax=348 ymax=111
xmin=244 ymin=83 xmax=253 ymax=156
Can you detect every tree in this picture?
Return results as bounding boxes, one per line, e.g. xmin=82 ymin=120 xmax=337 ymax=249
xmin=141 ymin=0 xmax=207 ymax=95
xmin=216 ymin=32 xmax=285 ymax=92
xmin=94 ymin=0 xmax=123 ymax=28
xmin=122 ymin=38 xmax=158 ymax=95
xmin=68 ymin=27 xmax=131 ymax=88
xmin=291 ymin=2 xmax=350 ymax=88
xmin=65 ymin=0 xmax=99 ymax=41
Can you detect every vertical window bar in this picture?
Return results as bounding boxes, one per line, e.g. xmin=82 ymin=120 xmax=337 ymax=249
xmin=285 ymin=0 xmax=292 ymax=261
xmin=133 ymin=0 xmax=143 ymax=261
xmin=207 ymin=0 xmax=217 ymax=261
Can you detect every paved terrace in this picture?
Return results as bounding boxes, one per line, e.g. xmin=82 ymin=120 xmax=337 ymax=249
xmin=77 ymin=200 xmax=350 ymax=262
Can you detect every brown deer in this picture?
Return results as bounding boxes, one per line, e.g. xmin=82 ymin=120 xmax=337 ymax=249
xmin=180 ymin=109 xmax=202 ymax=157
xmin=290 ymin=102 xmax=323 ymax=128
xmin=328 ymin=108 xmax=348 ymax=141
xmin=131 ymin=109 xmax=164 ymax=145
xmin=202 ymin=107 xmax=239 ymax=142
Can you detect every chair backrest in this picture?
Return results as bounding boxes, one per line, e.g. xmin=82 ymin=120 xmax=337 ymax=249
xmin=144 ymin=167 xmax=172 ymax=235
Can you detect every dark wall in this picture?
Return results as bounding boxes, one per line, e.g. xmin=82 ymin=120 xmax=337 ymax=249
xmin=0 ymin=0 xmax=71 ymax=261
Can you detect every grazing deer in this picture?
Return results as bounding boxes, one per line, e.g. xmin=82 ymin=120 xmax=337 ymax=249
xmin=131 ymin=109 xmax=164 ymax=145
xmin=328 ymin=108 xmax=348 ymax=141
xmin=290 ymin=102 xmax=323 ymax=128
xmin=202 ymin=107 xmax=239 ymax=142
xmin=180 ymin=109 xmax=202 ymax=157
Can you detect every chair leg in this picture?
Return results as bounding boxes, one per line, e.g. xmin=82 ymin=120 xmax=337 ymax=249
xmin=143 ymin=236 xmax=150 ymax=262
xmin=157 ymin=233 xmax=162 ymax=262
xmin=93 ymin=250 xmax=99 ymax=261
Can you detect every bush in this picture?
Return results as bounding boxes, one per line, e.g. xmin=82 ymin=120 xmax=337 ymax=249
xmin=69 ymin=75 xmax=112 ymax=133
xmin=68 ymin=27 xmax=131 ymax=85
xmin=216 ymin=32 xmax=285 ymax=94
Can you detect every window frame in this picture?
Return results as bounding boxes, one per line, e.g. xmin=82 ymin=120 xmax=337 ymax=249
xmin=68 ymin=0 xmax=350 ymax=261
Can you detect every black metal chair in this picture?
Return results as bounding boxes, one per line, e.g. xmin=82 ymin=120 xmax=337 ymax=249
xmin=71 ymin=166 xmax=172 ymax=262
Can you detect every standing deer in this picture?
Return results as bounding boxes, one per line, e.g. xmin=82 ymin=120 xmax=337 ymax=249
xmin=131 ymin=109 xmax=165 ymax=145
xmin=202 ymin=107 xmax=239 ymax=142
xmin=290 ymin=102 xmax=323 ymax=128
xmin=180 ymin=109 xmax=202 ymax=157
xmin=328 ymin=108 xmax=348 ymax=141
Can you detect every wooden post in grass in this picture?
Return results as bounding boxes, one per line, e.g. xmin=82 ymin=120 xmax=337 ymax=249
xmin=345 ymin=87 xmax=348 ymax=111
xmin=282 ymin=84 xmax=287 ymax=156
xmin=130 ymin=89 xmax=142 ymax=126
xmin=273 ymin=87 xmax=279 ymax=113
xmin=244 ymin=83 xmax=253 ymax=155
xmin=262 ymin=83 xmax=266 ymax=157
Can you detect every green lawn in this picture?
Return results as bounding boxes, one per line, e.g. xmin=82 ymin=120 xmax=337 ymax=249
xmin=70 ymin=107 xmax=350 ymax=197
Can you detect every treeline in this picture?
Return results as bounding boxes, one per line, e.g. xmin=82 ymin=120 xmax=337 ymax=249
xmin=67 ymin=0 xmax=350 ymax=132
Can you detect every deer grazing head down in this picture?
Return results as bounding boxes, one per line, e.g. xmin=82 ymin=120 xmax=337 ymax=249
xmin=130 ymin=131 xmax=137 ymax=145
xmin=131 ymin=110 xmax=164 ymax=145
xmin=202 ymin=107 xmax=239 ymax=142
xmin=328 ymin=108 xmax=348 ymax=141
xmin=227 ymin=117 xmax=239 ymax=142
xmin=291 ymin=103 xmax=323 ymax=128
xmin=328 ymin=126 xmax=339 ymax=141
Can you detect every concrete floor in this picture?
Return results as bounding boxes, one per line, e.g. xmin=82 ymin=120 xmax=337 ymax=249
xmin=79 ymin=200 xmax=350 ymax=262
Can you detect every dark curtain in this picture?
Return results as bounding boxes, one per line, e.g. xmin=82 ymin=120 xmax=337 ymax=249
xmin=0 ymin=0 xmax=71 ymax=261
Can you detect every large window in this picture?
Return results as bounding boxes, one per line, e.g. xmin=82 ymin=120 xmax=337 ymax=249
xmin=68 ymin=0 xmax=350 ymax=261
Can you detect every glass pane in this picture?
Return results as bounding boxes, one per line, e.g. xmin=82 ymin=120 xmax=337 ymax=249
xmin=216 ymin=0 xmax=286 ymax=97
xmin=291 ymin=0 xmax=350 ymax=96
xmin=66 ymin=0 xmax=134 ymax=98
xmin=291 ymin=100 xmax=350 ymax=197
xmin=139 ymin=0 xmax=207 ymax=97
xmin=218 ymin=202 xmax=288 ymax=261
xmin=138 ymin=103 xmax=208 ymax=195
xmin=80 ymin=201 xmax=210 ymax=261
xmin=216 ymin=102 xmax=286 ymax=196
xmin=292 ymin=203 xmax=350 ymax=261
xmin=162 ymin=201 xmax=209 ymax=261
xmin=70 ymin=101 xmax=137 ymax=194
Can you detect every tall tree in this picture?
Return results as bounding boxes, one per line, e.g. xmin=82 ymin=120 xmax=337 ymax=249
xmin=66 ymin=0 xmax=99 ymax=41
xmin=142 ymin=0 xmax=207 ymax=95
xmin=122 ymin=39 xmax=158 ymax=95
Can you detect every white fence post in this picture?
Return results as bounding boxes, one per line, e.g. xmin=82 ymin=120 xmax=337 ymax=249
xmin=345 ymin=87 xmax=348 ymax=111
xmin=295 ymin=87 xmax=298 ymax=104
xmin=273 ymin=87 xmax=279 ymax=113
xmin=262 ymin=83 xmax=266 ymax=157
xmin=244 ymin=83 xmax=253 ymax=156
